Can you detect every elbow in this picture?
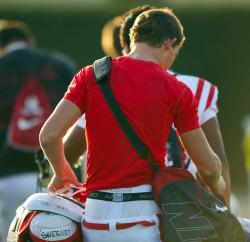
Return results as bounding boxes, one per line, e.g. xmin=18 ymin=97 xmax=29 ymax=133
xmin=39 ymin=125 xmax=60 ymax=149
xmin=197 ymin=151 xmax=221 ymax=175
xmin=200 ymin=153 xmax=222 ymax=185
xmin=39 ymin=128 xmax=50 ymax=149
xmin=207 ymin=154 xmax=222 ymax=177
xmin=213 ymin=154 xmax=222 ymax=176
xmin=210 ymin=153 xmax=222 ymax=174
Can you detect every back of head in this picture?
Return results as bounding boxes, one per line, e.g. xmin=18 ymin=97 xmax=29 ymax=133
xmin=120 ymin=5 xmax=155 ymax=50
xmin=101 ymin=16 xmax=123 ymax=58
xmin=0 ymin=21 xmax=33 ymax=48
xmin=130 ymin=8 xmax=185 ymax=49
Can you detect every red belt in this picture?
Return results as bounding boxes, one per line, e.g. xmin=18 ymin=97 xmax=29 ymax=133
xmin=83 ymin=219 xmax=156 ymax=230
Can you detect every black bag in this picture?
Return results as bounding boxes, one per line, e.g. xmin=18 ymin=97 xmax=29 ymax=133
xmin=93 ymin=56 xmax=246 ymax=241
xmin=152 ymin=167 xmax=246 ymax=241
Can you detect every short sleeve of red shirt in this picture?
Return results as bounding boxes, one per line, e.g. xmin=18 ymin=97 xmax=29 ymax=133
xmin=174 ymin=85 xmax=200 ymax=134
xmin=63 ymin=68 xmax=87 ymax=113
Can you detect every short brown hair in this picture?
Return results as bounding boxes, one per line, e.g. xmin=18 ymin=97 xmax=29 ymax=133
xmin=130 ymin=8 xmax=185 ymax=48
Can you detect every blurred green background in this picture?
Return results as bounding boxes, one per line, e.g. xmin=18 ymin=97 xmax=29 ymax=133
xmin=1 ymin=0 xmax=250 ymax=214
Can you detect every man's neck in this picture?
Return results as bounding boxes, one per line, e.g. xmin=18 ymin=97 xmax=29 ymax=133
xmin=2 ymin=41 xmax=29 ymax=55
xmin=126 ymin=43 xmax=163 ymax=67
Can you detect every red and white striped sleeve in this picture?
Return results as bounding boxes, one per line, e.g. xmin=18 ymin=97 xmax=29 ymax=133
xmin=194 ymin=78 xmax=218 ymax=125
xmin=172 ymin=73 xmax=219 ymax=125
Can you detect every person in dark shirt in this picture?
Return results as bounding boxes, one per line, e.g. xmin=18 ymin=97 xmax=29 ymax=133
xmin=0 ymin=20 xmax=77 ymax=241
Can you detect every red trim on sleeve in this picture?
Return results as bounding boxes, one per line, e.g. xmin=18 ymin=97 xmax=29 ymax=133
xmin=205 ymin=84 xmax=215 ymax=110
xmin=195 ymin=78 xmax=205 ymax=104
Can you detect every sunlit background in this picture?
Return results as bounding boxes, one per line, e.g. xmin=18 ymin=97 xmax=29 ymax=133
xmin=1 ymin=0 xmax=250 ymax=216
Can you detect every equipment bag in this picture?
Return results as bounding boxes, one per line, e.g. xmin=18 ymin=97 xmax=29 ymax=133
xmin=93 ymin=56 xmax=246 ymax=242
xmin=7 ymin=187 xmax=86 ymax=242
xmin=152 ymin=167 xmax=246 ymax=241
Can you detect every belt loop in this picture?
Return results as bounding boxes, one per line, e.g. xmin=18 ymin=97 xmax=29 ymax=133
xmin=109 ymin=221 xmax=116 ymax=231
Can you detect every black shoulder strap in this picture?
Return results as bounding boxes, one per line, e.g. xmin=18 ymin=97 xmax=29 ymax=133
xmin=93 ymin=56 xmax=159 ymax=172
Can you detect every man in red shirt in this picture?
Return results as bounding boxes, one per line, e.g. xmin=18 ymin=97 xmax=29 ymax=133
xmin=0 ymin=20 xmax=77 ymax=241
xmin=40 ymin=8 xmax=225 ymax=241
xmin=119 ymin=5 xmax=232 ymax=208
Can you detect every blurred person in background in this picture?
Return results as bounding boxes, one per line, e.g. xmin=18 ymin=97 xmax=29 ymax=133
xmin=101 ymin=15 xmax=123 ymax=58
xmin=241 ymin=114 xmax=250 ymax=240
xmin=40 ymin=8 xmax=225 ymax=241
xmin=0 ymin=20 xmax=77 ymax=241
xmin=242 ymin=114 xmax=250 ymax=213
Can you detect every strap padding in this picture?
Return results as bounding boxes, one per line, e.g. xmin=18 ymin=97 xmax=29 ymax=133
xmin=93 ymin=56 xmax=112 ymax=82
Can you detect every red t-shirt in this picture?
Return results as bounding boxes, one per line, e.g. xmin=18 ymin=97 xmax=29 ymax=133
xmin=64 ymin=56 xmax=200 ymax=196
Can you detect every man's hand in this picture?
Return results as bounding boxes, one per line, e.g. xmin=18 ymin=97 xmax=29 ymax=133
xmin=212 ymin=175 xmax=226 ymax=195
xmin=48 ymin=162 xmax=83 ymax=192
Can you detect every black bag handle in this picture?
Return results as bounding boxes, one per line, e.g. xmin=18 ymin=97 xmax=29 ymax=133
xmin=93 ymin=56 xmax=159 ymax=172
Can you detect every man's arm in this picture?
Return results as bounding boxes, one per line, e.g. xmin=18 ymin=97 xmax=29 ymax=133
xmin=39 ymin=99 xmax=83 ymax=192
xmin=179 ymin=128 xmax=225 ymax=195
xmin=201 ymin=117 xmax=231 ymax=207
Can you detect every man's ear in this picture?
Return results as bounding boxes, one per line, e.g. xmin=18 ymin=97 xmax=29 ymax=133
xmin=164 ymin=38 xmax=177 ymax=49
xmin=122 ymin=43 xmax=130 ymax=55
